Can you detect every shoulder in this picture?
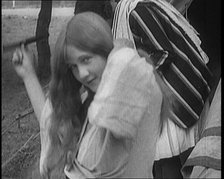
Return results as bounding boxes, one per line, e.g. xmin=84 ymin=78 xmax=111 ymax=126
xmin=130 ymin=1 xmax=150 ymax=14
xmin=108 ymin=38 xmax=137 ymax=64
xmin=109 ymin=47 xmax=136 ymax=63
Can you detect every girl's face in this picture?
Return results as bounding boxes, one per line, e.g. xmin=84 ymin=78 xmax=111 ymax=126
xmin=66 ymin=45 xmax=107 ymax=92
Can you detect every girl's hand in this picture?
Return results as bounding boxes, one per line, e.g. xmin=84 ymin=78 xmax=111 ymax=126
xmin=12 ymin=44 xmax=36 ymax=81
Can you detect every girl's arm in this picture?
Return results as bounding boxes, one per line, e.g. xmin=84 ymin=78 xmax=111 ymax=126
xmin=12 ymin=44 xmax=46 ymax=121
xmin=23 ymin=72 xmax=46 ymax=121
xmin=88 ymin=47 xmax=162 ymax=139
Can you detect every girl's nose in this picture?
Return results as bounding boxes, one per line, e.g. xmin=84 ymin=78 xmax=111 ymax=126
xmin=78 ymin=66 xmax=89 ymax=79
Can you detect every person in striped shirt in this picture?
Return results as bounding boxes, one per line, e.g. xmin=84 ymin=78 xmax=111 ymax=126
xmin=74 ymin=0 xmax=215 ymax=178
xmin=111 ymin=0 xmax=214 ymax=178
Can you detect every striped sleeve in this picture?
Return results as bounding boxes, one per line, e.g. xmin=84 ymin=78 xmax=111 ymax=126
xmin=129 ymin=2 xmax=214 ymax=128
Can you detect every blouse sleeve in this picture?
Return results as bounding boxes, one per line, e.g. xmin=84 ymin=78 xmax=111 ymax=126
xmin=88 ymin=47 xmax=160 ymax=139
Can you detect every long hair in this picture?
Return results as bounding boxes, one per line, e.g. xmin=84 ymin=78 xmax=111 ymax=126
xmin=48 ymin=26 xmax=82 ymax=147
xmin=65 ymin=12 xmax=114 ymax=58
xmin=48 ymin=12 xmax=114 ymax=147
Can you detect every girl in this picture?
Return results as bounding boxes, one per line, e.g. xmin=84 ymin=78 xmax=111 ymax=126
xmin=12 ymin=12 xmax=170 ymax=178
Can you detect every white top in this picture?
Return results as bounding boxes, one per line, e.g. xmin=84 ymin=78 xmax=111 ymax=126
xmin=65 ymin=47 xmax=162 ymax=178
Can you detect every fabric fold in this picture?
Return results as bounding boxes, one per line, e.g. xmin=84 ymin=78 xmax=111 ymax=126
xmin=88 ymin=47 xmax=155 ymax=138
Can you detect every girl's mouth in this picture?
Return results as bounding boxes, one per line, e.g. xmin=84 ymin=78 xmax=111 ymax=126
xmin=87 ymin=78 xmax=95 ymax=85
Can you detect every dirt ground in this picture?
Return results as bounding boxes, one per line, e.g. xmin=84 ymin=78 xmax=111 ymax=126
xmin=2 ymin=8 xmax=74 ymax=179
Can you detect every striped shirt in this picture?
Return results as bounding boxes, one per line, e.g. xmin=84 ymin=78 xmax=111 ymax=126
xmin=113 ymin=0 xmax=214 ymax=128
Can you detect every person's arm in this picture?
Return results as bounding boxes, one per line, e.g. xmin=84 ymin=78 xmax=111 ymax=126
xmin=12 ymin=44 xmax=46 ymax=121
xmin=88 ymin=47 xmax=161 ymax=139
xmin=23 ymin=72 xmax=46 ymax=121
xmin=129 ymin=3 xmax=214 ymax=129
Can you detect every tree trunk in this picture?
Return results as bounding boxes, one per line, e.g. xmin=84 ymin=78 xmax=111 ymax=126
xmin=36 ymin=0 xmax=52 ymax=80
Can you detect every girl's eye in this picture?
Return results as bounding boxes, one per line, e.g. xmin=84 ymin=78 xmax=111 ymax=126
xmin=82 ymin=58 xmax=91 ymax=64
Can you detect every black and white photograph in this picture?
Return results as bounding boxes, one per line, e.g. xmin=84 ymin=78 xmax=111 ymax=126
xmin=2 ymin=0 xmax=221 ymax=178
